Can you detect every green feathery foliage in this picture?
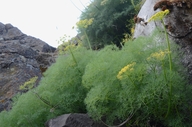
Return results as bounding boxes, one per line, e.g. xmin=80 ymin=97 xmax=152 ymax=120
xmin=0 ymin=46 xmax=96 ymax=127
xmin=83 ymin=30 xmax=192 ymax=126
xmin=0 ymin=30 xmax=192 ymax=126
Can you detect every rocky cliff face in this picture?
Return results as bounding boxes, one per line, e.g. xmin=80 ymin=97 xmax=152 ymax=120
xmin=0 ymin=22 xmax=56 ymax=111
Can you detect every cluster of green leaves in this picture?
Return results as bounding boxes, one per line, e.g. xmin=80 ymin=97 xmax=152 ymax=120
xmin=77 ymin=0 xmax=141 ymax=49
xmin=0 ymin=30 xmax=192 ymax=126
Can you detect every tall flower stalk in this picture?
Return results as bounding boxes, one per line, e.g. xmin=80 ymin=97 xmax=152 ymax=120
xmin=76 ymin=18 xmax=94 ymax=50
xmin=148 ymin=9 xmax=173 ymax=117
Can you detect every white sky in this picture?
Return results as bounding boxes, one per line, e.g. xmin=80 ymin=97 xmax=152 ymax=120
xmin=0 ymin=0 xmax=91 ymax=48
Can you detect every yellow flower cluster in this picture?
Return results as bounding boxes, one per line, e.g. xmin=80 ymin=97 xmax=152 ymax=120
xmin=65 ymin=44 xmax=76 ymax=51
xmin=19 ymin=76 xmax=38 ymax=90
xmin=76 ymin=18 xmax=94 ymax=29
xmin=148 ymin=9 xmax=170 ymax=22
xmin=147 ymin=50 xmax=170 ymax=61
xmin=117 ymin=62 xmax=136 ymax=80
xmin=131 ymin=27 xmax=135 ymax=35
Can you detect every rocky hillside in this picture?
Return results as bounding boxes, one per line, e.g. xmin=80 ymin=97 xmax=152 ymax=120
xmin=0 ymin=22 xmax=56 ymax=111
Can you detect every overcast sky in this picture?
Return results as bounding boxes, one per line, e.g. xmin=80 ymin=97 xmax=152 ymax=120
xmin=0 ymin=0 xmax=91 ymax=47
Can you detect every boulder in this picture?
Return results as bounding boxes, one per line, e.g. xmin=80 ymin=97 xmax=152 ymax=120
xmin=0 ymin=22 xmax=56 ymax=111
xmin=45 ymin=113 xmax=107 ymax=127
xmin=134 ymin=0 xmax=192 ymax=82
xmin=133 ymin=0 xmax=160 ymax=38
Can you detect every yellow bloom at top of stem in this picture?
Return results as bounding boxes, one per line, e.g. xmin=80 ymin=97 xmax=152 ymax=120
xmin=148 ymin=9 xmax=170 ymax=22
xmin=117 ymin=62 xmax=136 ymax=80
xmin=131 ymin=27 xmax=135 ymax=35
xmin=147 ymin=49 xmax=170 ymax=61
xmin=65 ymin=44 xmax=76 ymax=51
xmin=76 ymin=18 xmax=94 ymax=29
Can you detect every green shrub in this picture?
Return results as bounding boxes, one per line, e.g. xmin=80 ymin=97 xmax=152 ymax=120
xmin=0 ymin=46 xmax=96 ymax=127
xmin=83 ymin=31 xmax=192 ymax=126
xmin=0 ymin=30 xmax=191 ymax=127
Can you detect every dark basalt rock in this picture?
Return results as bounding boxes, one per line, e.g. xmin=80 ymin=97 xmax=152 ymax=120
xmin=0 ymin=22 xmax=56 ymax=111
xmin=45 ymin=113 xmax=107 ymax=127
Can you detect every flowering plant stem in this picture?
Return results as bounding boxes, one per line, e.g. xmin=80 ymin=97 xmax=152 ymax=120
xmin=162 ymin=20 xmax=172 ymax=72
xmin=161 ymin=19 xmax=173 ymax=118
xmin=127 ymin=75 xmax=137 ymax=88
xmin=68 ymin=46 xmax=82 ymax=73
xmin=83 ymin=30 xmax=92 ymax=50
xmin=69 ymin=46 xmax=77 ymax=65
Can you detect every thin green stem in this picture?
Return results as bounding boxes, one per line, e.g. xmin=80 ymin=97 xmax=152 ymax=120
xmin=161 ymin=19 xmax=173 ymax=118
xmin=68 ymin=46 xmax=82 ymax=73
xmin=161 ymin=60 xmax=168 ymax=85
xmin=83 ymin=30 xmax=92 ymax=50
xmin=162 ymin=20 xmax=172 ymax=71
xmin=127 ymin=75 xmax=137 ymax=88
xmin=69 ymin=46 xmax=77 ymax=65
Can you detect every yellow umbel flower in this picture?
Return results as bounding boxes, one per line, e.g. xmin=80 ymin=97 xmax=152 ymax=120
xmin=147 ymin=50 xmax=170 ymax=61
xmin=131 ymin=27 xmax=135 ymax=35
xmin=117 ymin=62 xmax=136 ymax=80
xmin=76 ymin=18 xmax=94 ymax=29
xmin=64 ymin=44 xmax=76 ymax=51
xmin=19 ymin=76 xmax=38 ymax=90
xmin=148 ymin=9 xmax=170 ymax=22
